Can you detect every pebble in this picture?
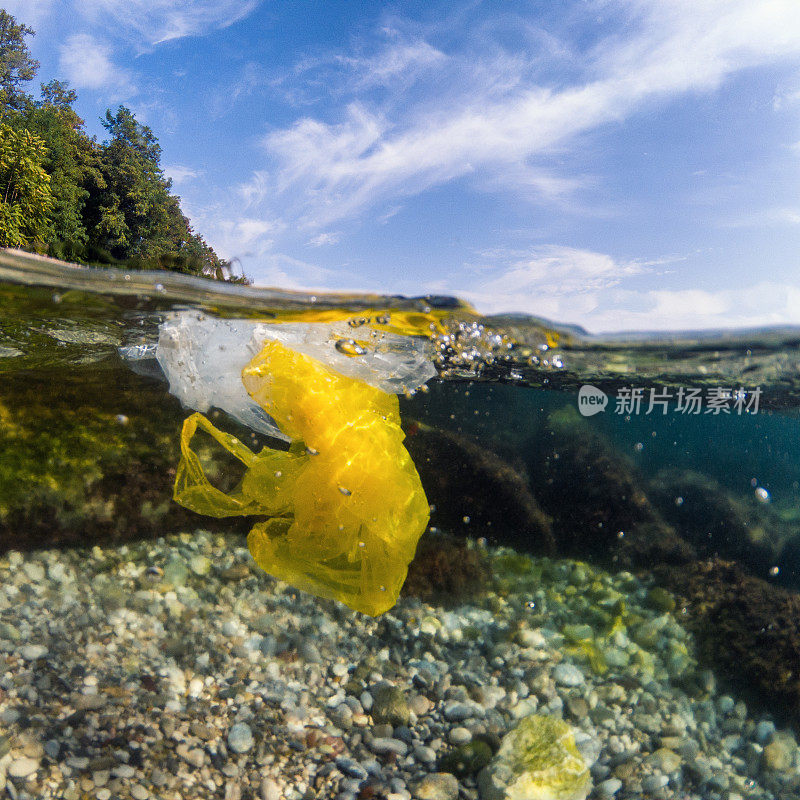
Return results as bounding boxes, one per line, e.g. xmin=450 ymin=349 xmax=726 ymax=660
xmin=189 ymin=554 xmax=212 ymax=576
xmin=552 ymin=663 xmax=584 ymax=686
xmin=414 ymin=745 xmax=437 ymax=765
xmin=443 ymin=701 xmax=479 ymax=722
xmin=410 ymin=694 xmax=432 ymax=716
xmin=755 ymin=719 xmax=776 ymax=745
xmin=113 ymin=764 xmax=136 ymax=779
xmin=228 ymin=723 xmax=255 ymax=754
xmin=641 ymin=774 xmax=668 ymax=792
xmin=260 ymin=777 xmax=281 ymax=800
xmin=7 ymin=757 xmax=39 ymax=779
xmin=0 ymin=528 xmax=793 ymax=800
xmin=19 ymin=644 xmax=48 ymax=660
xmin=335 ymin=757 xmax=368 ymax=780
xmin=371 ymin=683 xmax=411 ymax=726
xmin=596 ymin=777 xmax=622 ymax=796
xmin=448 ymin=727 xmax=472 ymax=746
xmin=369 ymin=737 xmax=409 ymax=757
xmin=412 ymin=772 xmax=459 ymax=800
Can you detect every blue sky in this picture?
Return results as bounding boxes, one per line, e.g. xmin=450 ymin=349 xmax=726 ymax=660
xmin=8 ymin=0 xmax=800 ymax=332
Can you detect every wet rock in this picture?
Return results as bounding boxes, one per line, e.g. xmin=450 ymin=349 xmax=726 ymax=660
xmin=525 ymin=408 xmax=693 ymax=569
xmin=19 ymin=644 xmax=48 ymax=660
xmin=412 ymin=772 xmax=459 ymax=800
xmin=8 ymin=756 xmax=39 ymax=779
xmin=403 ymin=533 xmax=491 ymax=606
xmin=762 ymin=732 xmax=797 ymax=772
xmin=655 ymin=558 xmax=800 ymax=727
xmin=369 ymin=737 xmax=409 ymax=757
xmin=189 ymin=554 xmax=211 ymax=576
xmin=404 ymin=422 xmax=555 ymax=554
xmin=370 ymin=683 xmax=410 ymax=727
xmin=260 ymin=778 xmax=280 ymax=800
xmin=478 ymin=714 xmax=591 ymax=800
xmin=649 ymin=469 xmax=784 ymax=575
xmin=553 ymin=663 xmax=584 ymax=687
xmin=0 ymin=369 xmax=248 ymax=553
xmin=335 ymin=757 xmax=368 ymax=780
xmin=438 ymin=739 xmax=492 ymax=777
xmin=227 ymin=723 xmax=254 ymax=754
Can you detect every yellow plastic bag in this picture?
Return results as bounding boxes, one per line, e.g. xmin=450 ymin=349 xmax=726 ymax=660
xmin=173 ymin=340 xmax=430 ymax=616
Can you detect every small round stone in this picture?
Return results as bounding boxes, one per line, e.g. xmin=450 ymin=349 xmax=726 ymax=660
xmin=227 ymin=722 xmax=255 ymax=754
xmin=19 ymin=644 xmax=48 ymax=661
xmin=8 ymin=757 xmax=39 ymax=779
xmin=413 ymin=772 xmax=459 ymax=800
xmin=448 ymin=727 xmax=472 ymax=746
xmin=553 ymin=663 xmax=584 ymax=686
xmin=597 ymin=778 xmax=622 ymax=797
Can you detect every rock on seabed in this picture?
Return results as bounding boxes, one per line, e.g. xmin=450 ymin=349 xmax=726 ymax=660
xmin=478 ymin=714 xmax=591 ymax=800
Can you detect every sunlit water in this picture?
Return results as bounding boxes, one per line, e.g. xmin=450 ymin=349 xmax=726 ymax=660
xmin=1 ymin=249 xmax=800 ymax=800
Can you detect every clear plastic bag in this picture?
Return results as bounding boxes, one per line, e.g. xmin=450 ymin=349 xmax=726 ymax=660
xmin=153 ymin=310 xmax=437 ymax=438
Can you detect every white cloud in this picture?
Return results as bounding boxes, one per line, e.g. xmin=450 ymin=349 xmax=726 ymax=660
xmin=164 ymin=165 xmax=202 ymax=186
xmin=722 ymin=206 xmax=800 ymax=227
xmin=476 ymin=246 xmax=648 ymax=296
xmin=307 ymin=232 xmax=341 ymax=247
xmin=450 ymin=245 xmax=800 ymax=332
xmin=2 ymin=0 xmax=55 ymax=28
xmin=337 ymin=40 xmax=446 ymax=90
xmin=76 ymin=0 xmax=260 ymax=45
xmin=248 ymin=253 xmax=340 ymax=291
xmin=209 ymin=217 xmax=279 ymax=260
xmin=241 ymin=0 xmax=800 ymax=231
xmin=58 ymin=33 xmax=135 ymax=95
xmin=455 ymin=246 xmax=652 ymax=325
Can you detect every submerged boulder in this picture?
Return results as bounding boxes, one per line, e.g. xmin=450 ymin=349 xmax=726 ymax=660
xmin=404 ymin=421 xmax=555 ymax=555
xmin=649 ymin=469 xmax=784 ymax=577
xmin=403 ymin=532 xmax=491 ymax=606
xmin=0 ymin=368 xmax=250 ymax=552
xmin=655 ymin=558 xmax=800 ymax=726
xmin=478 ymin=714 xmax=591 ymax=800
xmin=525 ymin=407 xmax=693 ymax=569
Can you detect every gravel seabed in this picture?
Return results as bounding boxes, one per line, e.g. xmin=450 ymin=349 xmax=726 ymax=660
xmin=0 ymin=530 xmax=798 ymax=800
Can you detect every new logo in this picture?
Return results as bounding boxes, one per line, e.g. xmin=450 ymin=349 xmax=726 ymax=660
xmin=577 ymin=385 xmax=608 ymax=416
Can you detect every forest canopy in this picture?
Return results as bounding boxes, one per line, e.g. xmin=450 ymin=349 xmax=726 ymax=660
xmin=0 ymin=9 xmax=239 ymax=280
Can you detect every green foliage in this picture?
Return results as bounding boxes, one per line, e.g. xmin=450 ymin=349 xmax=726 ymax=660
xmin=20 ymin=80 xmax=102 ymax=258
xmin=0 ymin=11 xmax=38 ymax=110
xmin=86 ymin=106 xmax=231 ymax=277
xmin=0 ymin=9 xmax=238 ymax=280
xmin=0 ymin=122 xmax=53 ymax=247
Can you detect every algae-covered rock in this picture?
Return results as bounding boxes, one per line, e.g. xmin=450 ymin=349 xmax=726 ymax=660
xmin=404 ymin=422 xmax=555 ymax=554
xmin=440 ymin=739 xmax=493 ymax=777
xmin=649 ymin=469 xmax=785 ymax=576
xmin=478 ymin=714 xmax=591 ymax=800
xmin=403 ymin=532 xmax=490 ymax=606
xmin=525 ymin=408 xmax=693 ymax=569
xmin=0 ymin=367 xmax=249 ymax=552
xmin=655 ymin=558 xmax=800 ymax=727
xmin=370 ymin=683 xmax=411 ymax=727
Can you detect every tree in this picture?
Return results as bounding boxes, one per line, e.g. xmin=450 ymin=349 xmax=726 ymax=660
xmin=0 ymin=122 xmax=53 ymax=247
xmin=0 ymin=10 xmax=233 ymax=278
xmin=85 ymin=106 xmax=173 ymax=259
xmin=0 ymin=11 xmax=37 ymax=111
xmin=87 ymin=106 xmax=231 ymax=276
xmin=21 ymin=80 xmax=102 ymax=258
